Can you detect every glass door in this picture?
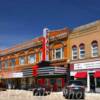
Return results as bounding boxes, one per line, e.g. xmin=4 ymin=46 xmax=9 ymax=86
xmin=89 ymin=73 xmax=95 ymax=92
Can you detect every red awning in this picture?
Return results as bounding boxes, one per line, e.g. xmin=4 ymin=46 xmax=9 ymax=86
xmin=94 ymin=71 xmax=100 ymax=78
xmin=74 ymin=72 xmax=87 ymax=78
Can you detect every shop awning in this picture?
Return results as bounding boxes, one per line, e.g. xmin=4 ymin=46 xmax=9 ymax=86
xmin=94 ymin=71 xmax=100 ymax=78
xmin=74 ymin=72 xmax=87 ymax=78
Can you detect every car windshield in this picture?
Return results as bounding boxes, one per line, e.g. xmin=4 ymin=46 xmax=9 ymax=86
xmin=68 ymin=80 xmax=84 ymax=85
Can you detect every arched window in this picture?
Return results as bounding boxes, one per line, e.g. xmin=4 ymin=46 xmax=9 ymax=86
xmin=79 ymin=43 xmax=85 ymax=59
xmin=72 ymin=45 xmax=77 ymax=60
xmin=91 ymin=41 xmax=98 ymax=57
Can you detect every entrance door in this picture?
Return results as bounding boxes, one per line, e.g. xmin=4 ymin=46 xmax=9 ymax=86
xmin=89 ymin=73 xmax=95 ymax=91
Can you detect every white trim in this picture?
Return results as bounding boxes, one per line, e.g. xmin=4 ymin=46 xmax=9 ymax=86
xmin=72 ymin=46 xmax=77 ymax=60
xmin=91 ymin=43 xmax=98 ymax=57
xmin=79 ymin=47 xmax=85 ymax=59
xmin=52 ymin=48 xmax=63 ymax=60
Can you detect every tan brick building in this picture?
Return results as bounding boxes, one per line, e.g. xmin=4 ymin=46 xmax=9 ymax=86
xmin=69 ymin=20 xmax=100 ymax=92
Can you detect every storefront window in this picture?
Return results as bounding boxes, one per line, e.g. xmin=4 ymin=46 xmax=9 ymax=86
xmin=70 ymin=76 xmax=74 ymax=80
xmin=79 ymin=43 xmax=85 ymax=59
xmin=91 ymin=41 xmax=98 ymax=57
xmin=72 ymin=45 xmax=77 ymax=60
xmin=10 ymin=59 xmax=15 ymax=67
xmin=19 ymin=56 xmax=25 ymax=65
xmin=57 ymin=79 xmax=62 ymax=87
xmin=28 ymin=54 xmax=36 ymax=64
xmin=96 ymin=78 xmax=100 ymax=87
xmin=45 ymin=79 xmax=49 ymax=86
xmin=50 ymin=79 xmax=56 ymax=85
xmin=76 ymin=78 xmax=87 ymax=86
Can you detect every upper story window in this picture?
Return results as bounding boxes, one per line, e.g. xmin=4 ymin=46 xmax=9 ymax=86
xmin=0 ymin=61 xmax=2 ymax=70
xmin=19 ymin=56 xmax=25 ymax=65
xmin=91 ymin=41 xmax=98 ymax=57
xmin=39 ymin=52 xmax=42 ymax=62
xmin=5 ymin=60 xmax=8 ymax=68
xmin=28 ymin=54 xmax=36 ymax=64
xmin=10 ymin=58 xmax=15 ymax=67
xmin=72 ymin=45 xmax=77 ymax=60
xmin=79 ymin=43 xmax=85 ymax=59
xmin=54 ymin=48 xmax=63 ymax=60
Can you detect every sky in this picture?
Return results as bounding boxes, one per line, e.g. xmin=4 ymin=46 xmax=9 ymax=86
xmin=0 ymin=0 xmax=100 ymax=49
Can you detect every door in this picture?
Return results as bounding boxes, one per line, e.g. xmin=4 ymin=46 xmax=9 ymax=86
xmin=89 ymin=73 xmax=95 ymax=91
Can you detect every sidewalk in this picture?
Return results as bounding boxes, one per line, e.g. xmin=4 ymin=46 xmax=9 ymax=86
xmin=0 ymin=90 xmax=100 ymax=100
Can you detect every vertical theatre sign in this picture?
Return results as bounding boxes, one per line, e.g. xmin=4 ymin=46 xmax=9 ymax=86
xmin=43 ymin=28 xmax=49 ymax=61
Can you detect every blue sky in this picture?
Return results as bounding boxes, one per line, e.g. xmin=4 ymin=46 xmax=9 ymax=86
xmin=0 ymin=0 xmax=100 ymax=49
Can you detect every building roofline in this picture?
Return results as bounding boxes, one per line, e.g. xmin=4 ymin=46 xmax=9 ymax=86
xmin=73 ymin=20 xmax=100 ymax=32
xmin=0 ymin=36 xmax=43 ymax=55
xmin=48 ymin=27 xmax=70 ymax=33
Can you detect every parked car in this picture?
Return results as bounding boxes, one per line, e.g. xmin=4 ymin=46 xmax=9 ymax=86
xmin=63 ymin=80 xmax=85 ymax=99
xmin=33 ymin=85 xmax=51 ymax=96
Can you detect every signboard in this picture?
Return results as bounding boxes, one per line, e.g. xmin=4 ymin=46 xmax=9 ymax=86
xmin=12 ymin=72 xmax=23 ymax=78
xmin=43 ymin=28 xmax=49 ymax=61
xmin=74 ymin=61 xmax=100 ymax=70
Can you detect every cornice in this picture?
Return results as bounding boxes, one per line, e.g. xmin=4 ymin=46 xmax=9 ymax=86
xmin=70 ymin=20 xmax=100 ymax=39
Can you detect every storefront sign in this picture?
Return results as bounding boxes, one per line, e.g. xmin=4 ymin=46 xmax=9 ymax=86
xmin=74 ymin=61 xmax=100 ymax=70
xmin=12 ymin=72 xmax=23 ymax=78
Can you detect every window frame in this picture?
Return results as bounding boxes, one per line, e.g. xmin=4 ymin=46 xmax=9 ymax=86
xmin=19 ymin=56 xmax=25 ymax=65
xmin=10 ymin=58 xmax=16 ymax=67
xmin=0 ymin=61 xmax=2 ymax=70
xmin=4 ymin=60 xmax=9 ymax=68
xmin=91 ymin=41 xmax=98 ymax=57
xmin=54 ymin=48 xmax=63 ymax=60
xmin=28 ymin=54 xmax=36 ymax=64
xmin=72 ymin=45 xmax=78 ymax=60
xmin=79 ymin=43 xmax=85 ymax=59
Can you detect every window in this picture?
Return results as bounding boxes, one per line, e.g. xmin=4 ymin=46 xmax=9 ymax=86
xmin=91 ymin=41 xmax=98 ymax=57
xmin=96 ymin=78 xmax=100 ymax=87
xmin=54 ymin=48 xmax=63 ymax=59
xmin=57 ymin=79 xmax=62 ymax=87
xmin=0 ymin=61 xmax=2 ymax=70
xmin=28 ymin=54 xmax=36 ymax=64
xmin=79 ymin=43 xmax=85 ymax=59
xmin=19 ymin=56 xmax=25 ymax=65
xmin=10 ymin=59 xmax=15 ymax=67
xmin=72 ymin=45 xmax=77 ymax=60
xmin=39 ymin=52 xmax=42 ymax=61
xmin=5 ymin=60 xmax=8 ymax=68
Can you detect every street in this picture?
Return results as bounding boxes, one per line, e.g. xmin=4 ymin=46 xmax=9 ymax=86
xmin=0 ymin=90 xmax=100 ymax=100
